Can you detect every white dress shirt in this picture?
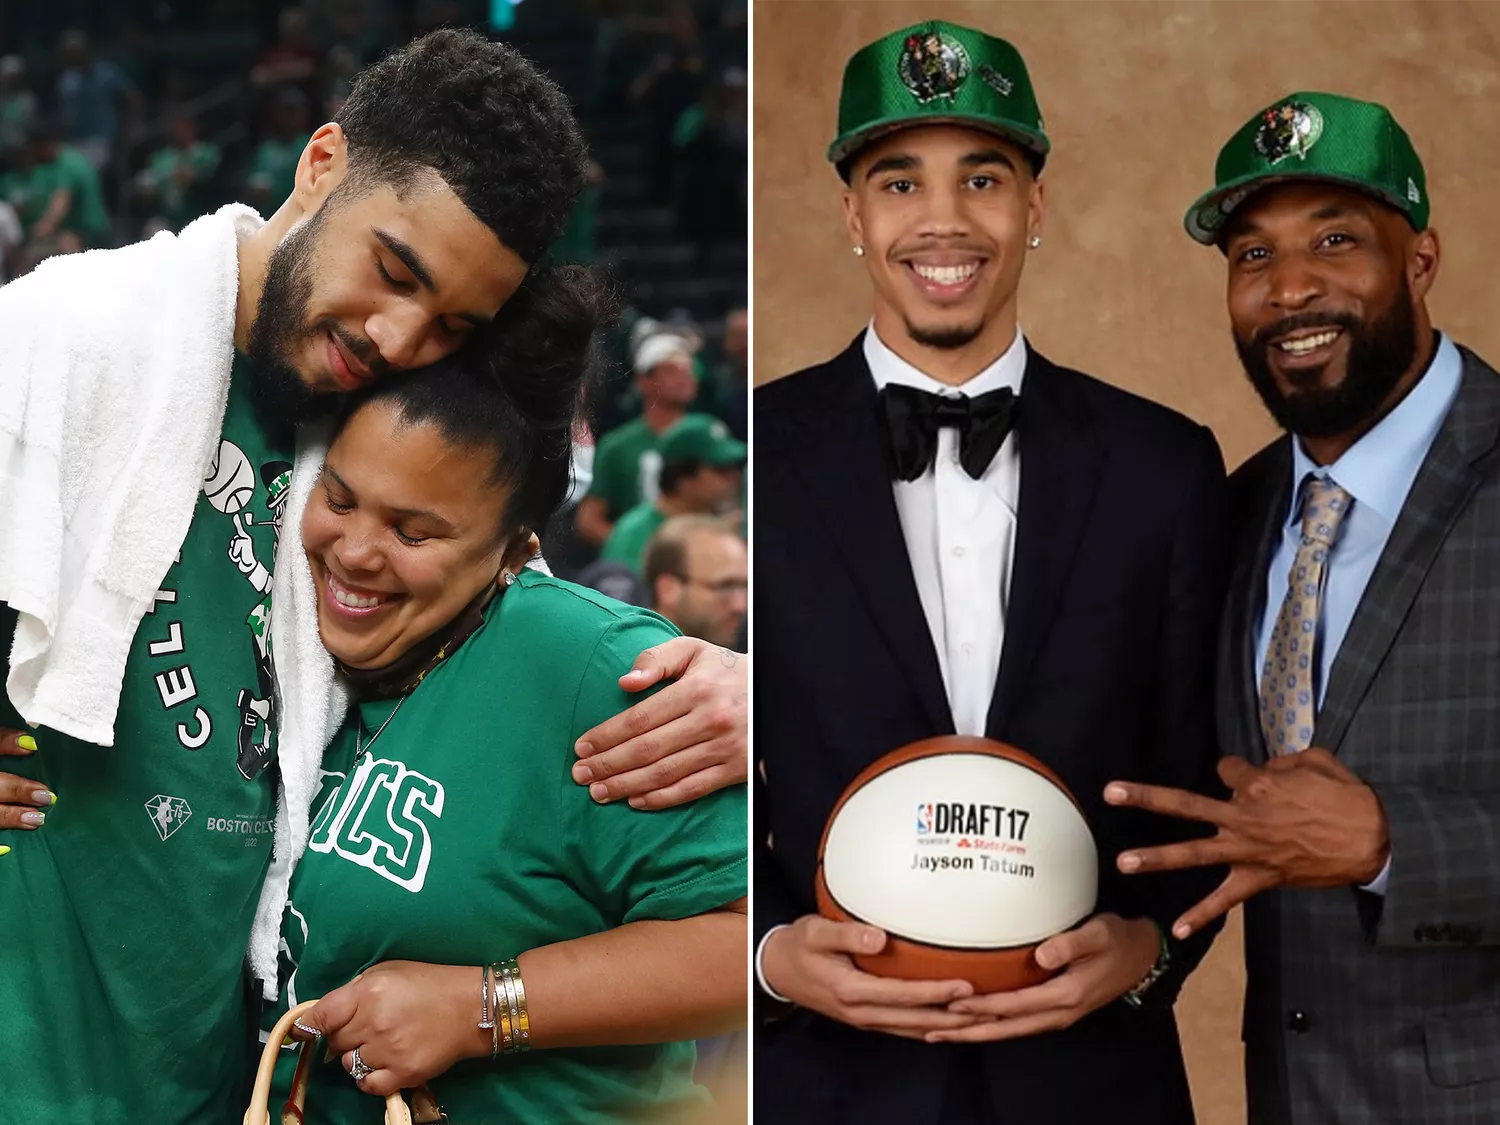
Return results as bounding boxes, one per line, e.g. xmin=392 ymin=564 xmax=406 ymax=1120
xmin=863 ymin=323 xmax=1025 ymax=737
xmin=757 ymin=325 xmax=1028 ymax=1000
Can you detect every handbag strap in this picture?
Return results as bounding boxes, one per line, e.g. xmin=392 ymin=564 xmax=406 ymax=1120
xmin=245 ymin=999 xmax=441 ymax=1125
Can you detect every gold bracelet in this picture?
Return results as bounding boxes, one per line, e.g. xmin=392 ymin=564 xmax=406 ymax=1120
xmin=500 ymin=958 xmax=530 ymax=1053
xmin=491 ymin=962 xmax=514 ymax=1053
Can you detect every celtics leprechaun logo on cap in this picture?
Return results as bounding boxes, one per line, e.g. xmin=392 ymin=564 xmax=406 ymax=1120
xmin=1255 ymin=100 xmax=1324 ymax=164
xmin=899 ymin=29 xmax=970 ymax=104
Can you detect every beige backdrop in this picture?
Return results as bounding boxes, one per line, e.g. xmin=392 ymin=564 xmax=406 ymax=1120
xmin=752 ymin=3 xmax=1500 ymax=1123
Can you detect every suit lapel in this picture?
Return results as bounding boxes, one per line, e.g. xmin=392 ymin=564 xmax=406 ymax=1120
xmin=1314 ymin=349 xmax=1500 ymax=753
xmin=797 ymin=337 xmax=954 ymax=736
xmin=1224 ymin=443 xmax=1291 ymax=765
xmin=986 ymin=352 xmax=1104 ymax=736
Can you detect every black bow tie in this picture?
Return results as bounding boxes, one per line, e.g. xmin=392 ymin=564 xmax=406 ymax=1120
xmin=879 ymin=383 xmax=1019 ymax=482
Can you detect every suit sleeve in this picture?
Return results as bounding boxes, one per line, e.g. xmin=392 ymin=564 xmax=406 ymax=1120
xmin=1129 ymin=423 xmax=1234 ymax=1006
xmin=1363 ymin=785 xmax=1500 ymax=947
xmin=752 ymin=667 xmax=808 ymax=1005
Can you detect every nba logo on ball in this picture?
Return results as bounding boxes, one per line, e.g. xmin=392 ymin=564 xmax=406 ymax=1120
xmin=915 ymin=803 xmax=933 ymax=834
xmin=816 ymin=736 xmax=1098 ymax=993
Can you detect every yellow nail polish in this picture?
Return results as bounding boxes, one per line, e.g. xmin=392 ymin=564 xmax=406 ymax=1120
xmin=17 ymin=735 xmax=36 ymax=752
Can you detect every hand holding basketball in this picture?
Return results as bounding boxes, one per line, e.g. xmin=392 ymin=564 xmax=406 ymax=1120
xmin=760 ymin=915 xmax=991 ymax=1040
xmin=928 ymin=913 xmax=1163 ymax=1042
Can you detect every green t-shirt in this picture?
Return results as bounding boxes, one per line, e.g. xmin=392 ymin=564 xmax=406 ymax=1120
xmin=586 ymin=416 xmax=666 ymax=521
xmin=0 ymin=145 xmax=110 ymax=241
xmin=0 ymin=354 xmax=294 ymax=1124
xmin=600 ymin=501 xmax=667 ymax=573
xmin=264 ymin=571 xmax=747 ymax=1124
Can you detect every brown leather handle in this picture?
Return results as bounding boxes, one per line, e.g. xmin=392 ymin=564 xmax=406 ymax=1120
xmin=244 ymin=999 xmax=422 ymax=1125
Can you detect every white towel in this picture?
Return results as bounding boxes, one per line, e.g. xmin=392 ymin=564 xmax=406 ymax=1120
xmin=0 ymin=204 xmax=263 ymax=744
xmin=249 ymin=423 xmax=350 ymax=989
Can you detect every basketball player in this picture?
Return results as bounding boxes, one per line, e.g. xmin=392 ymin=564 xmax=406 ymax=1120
xmin=755 ymin=22 xmax=1229 ymax=1124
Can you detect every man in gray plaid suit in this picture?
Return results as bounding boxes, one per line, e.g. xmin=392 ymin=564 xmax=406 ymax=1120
xmin=1105 ymin=92 xmax=1500 ymax=1123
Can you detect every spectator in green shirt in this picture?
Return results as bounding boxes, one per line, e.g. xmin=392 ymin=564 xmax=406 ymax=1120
xmin=0 ymin=118 xmax=110 ymax=272
xmin=575 ymin=332 xmax=699 ymax=546
xmin=602 ymin=414 xmax=745 ymax=574
xmin=134 ymin=111 xmax=222 ymax=233
xmin=247 ymin=86 xmax=311 ymax=213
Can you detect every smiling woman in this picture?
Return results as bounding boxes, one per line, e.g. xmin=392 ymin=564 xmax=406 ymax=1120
xmin=264 ymin=263 xmax=747 ymax=1123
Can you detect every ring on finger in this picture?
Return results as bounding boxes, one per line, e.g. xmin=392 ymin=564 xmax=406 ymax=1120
xmin=349 ymin=1046 xmax=374 ymax=1082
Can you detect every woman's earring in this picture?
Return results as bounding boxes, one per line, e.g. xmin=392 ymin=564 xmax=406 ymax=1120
xmin=503 ymin=572 xmax=516 ymax=587
xmin=853 ymin=245 xmax=865 ymax=257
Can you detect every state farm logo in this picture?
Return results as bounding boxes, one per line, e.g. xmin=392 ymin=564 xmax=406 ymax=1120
xmin=146 ymin=794 xmax=193 ymax=841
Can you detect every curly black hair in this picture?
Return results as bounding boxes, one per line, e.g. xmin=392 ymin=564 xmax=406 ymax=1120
xmin=351 ymin=264 xmax=620 ymax=539
xmin=336 ymin=28 xmax=589 ymax=263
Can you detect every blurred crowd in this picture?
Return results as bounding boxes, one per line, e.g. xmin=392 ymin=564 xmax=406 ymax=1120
xmin=0 ymin=0 xmax=748 ymax=650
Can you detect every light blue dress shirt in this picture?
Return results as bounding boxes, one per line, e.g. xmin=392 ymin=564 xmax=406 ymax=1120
xmin=1253 ymin=332 xmax=1463 ymax=894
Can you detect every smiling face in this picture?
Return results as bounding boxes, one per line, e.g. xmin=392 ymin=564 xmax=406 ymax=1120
xmin=842 ymin=124 xmax=1042 ymax=363
xmin=301 ymin=399 xmax=533 ymax=669
xmin=248 ymin=140 xmax=528 ymax=420
xmin=1223 ymin=181 xmax=1439 ymax=443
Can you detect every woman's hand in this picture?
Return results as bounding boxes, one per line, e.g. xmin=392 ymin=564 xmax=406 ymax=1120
xmin=293 ymin=961 xmax=490 ymax=1097
xmin=0 ymin=727 xmax=52 ymax=835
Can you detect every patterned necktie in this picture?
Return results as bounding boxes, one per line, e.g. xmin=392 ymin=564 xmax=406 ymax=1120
xmin=1258 ymin=476 xmax=1353 ymax=755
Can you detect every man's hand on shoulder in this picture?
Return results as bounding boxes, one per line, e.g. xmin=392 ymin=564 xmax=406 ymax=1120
xmin=572 ymin=636 xmax=747 ymax=809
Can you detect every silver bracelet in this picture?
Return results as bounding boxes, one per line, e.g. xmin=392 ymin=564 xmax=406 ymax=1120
xmin=478 ymin=962 xmax=495 ymax=1029
xmin=1122 ymin=924 xmax=1172 ymax=1009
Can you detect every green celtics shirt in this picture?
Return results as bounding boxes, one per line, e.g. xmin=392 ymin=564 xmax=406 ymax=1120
xmin=600 ymin=501 xmax=667 ymax=572
xmin=586 ymin=415 xmax=666 ymax=521
xmin=0 ymin=352 xmax=294 ymax=1124
xmin=266 ymin=571 xmax=747 ymax=1124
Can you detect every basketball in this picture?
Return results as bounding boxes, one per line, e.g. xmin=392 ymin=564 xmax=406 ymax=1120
xmin=202 ymin=440 xmax=256 ymax=514
xmin=816 ymin=736 xmax=1098 ymax=993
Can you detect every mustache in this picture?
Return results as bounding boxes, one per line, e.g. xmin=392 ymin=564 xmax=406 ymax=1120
xmin=1248 ymin=310 xmax=1360 ymax=351
xmin=317 ymin=318 xmax=391 ymax=379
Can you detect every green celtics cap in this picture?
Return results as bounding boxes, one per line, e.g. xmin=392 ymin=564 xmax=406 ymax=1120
xmin=1185 ymin=91 xmax=1429 ymax=245
xmin=661 ymin=415 xmax=747 ymax=468
xmin=828 ymin=21 xmax=1049 ymax=175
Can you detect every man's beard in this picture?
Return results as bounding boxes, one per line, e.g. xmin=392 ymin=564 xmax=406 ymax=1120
xmin=245 ymin=206 xmax=341 ymax=427
xmin=906 ymin=316 xmax=984 ymax=351
xmin=1235 ymin=278 xmax=1419 ymax=439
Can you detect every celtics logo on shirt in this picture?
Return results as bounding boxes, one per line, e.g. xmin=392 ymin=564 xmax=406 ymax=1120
xmin=308 ymin=754 xmax=446 ymax=893
xmin=201 ymin=440 xmax=293 ymax=779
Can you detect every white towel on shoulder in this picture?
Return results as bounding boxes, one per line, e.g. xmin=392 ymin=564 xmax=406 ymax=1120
xmin=0 ymin=204 xmax=262 ymax=743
